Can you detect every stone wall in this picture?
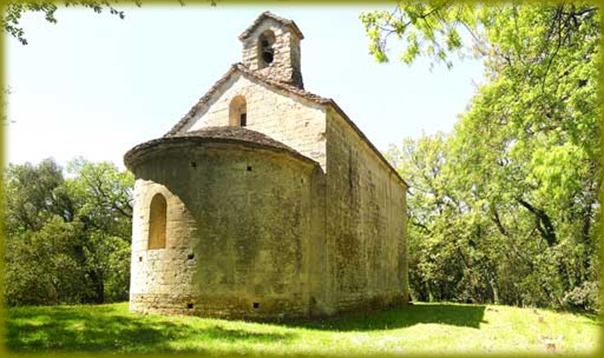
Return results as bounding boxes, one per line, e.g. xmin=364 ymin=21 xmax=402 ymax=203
xmin=129 ymin=11 xmax=409 ymax=321
xmin=241 ymin=18 xmax=303 ymax=88
xmin=169 ymin=78 xmax=409 ymax=316
xmin=129 ymin=141 xmax=324 ymax=320
xmin=183 ymin=74 xmax=327 ymax=169
xmin=325 ymin=107 xmax=409 ymax=312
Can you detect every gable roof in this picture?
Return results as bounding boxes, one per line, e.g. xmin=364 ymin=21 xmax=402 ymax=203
xmin=166 ymin=64 xmax=409 ymax=189
xmin=166 ymin=63 xmax=328 ymax=136
xmin=238 ymin=11 xmax=304 ymax=40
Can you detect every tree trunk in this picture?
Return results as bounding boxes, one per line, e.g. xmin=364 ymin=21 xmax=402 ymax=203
xmin=516 ymin=198 xmax=557 ymax=247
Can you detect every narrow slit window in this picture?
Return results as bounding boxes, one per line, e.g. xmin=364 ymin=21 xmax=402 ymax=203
xmin=229 ymin=96 xmax=247 ymax=127
xmin=148 ymin=194 xmax=167 ymax=249
xmin=240 ymin=112 xmax=247 ymax=127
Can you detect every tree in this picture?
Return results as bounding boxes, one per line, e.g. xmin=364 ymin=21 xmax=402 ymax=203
xmin=4 ymin=158 xmax=134 ymax=306
xmin=368 ymin=2 xmax=600 ymax=311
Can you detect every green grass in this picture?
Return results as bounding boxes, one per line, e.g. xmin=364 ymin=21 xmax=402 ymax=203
xmin=5 ymin=302 xmax=600 ymax=355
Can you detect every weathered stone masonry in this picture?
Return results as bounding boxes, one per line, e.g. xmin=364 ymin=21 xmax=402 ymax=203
xmin=125 ymin=11 xmax=409 ymax=321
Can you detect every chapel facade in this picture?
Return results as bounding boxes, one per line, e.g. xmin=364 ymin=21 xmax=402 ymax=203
xmin=124 ymin=12 xmax=409 ymax=320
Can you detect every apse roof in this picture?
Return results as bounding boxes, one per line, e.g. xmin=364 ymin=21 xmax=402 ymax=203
xmin=124 ymin=126 xmax=316 ymax=170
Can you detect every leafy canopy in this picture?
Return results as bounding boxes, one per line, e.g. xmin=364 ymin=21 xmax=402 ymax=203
xmin=368 ymin=2 xmax=600 ymax=310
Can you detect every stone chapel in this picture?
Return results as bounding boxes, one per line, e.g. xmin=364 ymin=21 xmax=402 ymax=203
xmin=124 ymin=11 xmax=410 ymax=320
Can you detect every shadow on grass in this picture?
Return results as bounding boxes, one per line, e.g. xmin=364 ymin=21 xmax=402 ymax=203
xmin=6 ymin=303 xmax=489 ymax=352
xmin=287 ymin=303 xmax=487 ymax=331
xmin=556 ymin=308 xmax=601 ymax=325
xmin=6 ymin=304 xmax=294 ymax=353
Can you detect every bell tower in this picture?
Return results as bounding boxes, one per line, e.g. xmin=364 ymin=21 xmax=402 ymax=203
xmin=239 ymin=12 xmax=304 ymax=89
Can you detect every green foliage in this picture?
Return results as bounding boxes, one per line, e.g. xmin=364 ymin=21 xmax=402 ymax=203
xmin=374 ymin=2 xmax=600 ymax=312
xmin=5 ymin=219 xmax=88 ymax=306
xmin=4 ymin=158 xmax=134 ymax=306
xmin=6 ymin=302 xmax=599 ymax=354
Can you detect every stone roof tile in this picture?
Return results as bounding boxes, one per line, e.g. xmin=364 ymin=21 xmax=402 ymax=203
xmin=173 ymin=126 xmax=299 ymax=153
xmin=125 ymin=126 xmax=316 ymax=170
xmin=166 ymin=64 xmax=239 ymax=136
xmin=164 ymin=64 xmax=409 ymax=188
xmin=165 ymin=63 xmax=329 ymax=136
xmin=238 ymin=11 xmax=304 ymax=41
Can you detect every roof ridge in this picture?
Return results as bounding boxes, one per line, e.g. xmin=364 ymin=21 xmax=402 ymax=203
xmin=166 ymin=63 xmax=329 ymax=136
xmin=166 ymin=64 xmax=239 ymax=136
xmin=165 ymin=63 xmax=409 ymax=188
xmin=238 ymin=11 xmax=304 ymax=41
xmin=235 ymin=63 xmax=330 ymax=103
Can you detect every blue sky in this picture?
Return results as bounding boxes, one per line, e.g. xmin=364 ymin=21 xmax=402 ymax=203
xmin=5 ymin=4 xmax=485 ymax=168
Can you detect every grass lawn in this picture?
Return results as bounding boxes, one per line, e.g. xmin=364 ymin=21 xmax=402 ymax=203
xmin=5 ymin=302 xmax=600 ymax=355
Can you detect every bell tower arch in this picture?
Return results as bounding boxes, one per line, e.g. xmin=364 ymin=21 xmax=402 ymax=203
xmin=239 ymin=12 xmax=304 ymax=89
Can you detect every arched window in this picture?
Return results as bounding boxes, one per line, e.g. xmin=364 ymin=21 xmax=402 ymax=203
xmin=148 ymin=193 xmax=167 ymax=249
xmin=229 ymin=96 xmax=247 ymax=127
xmin=258 ymin=30 xmax=275 ymax=69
